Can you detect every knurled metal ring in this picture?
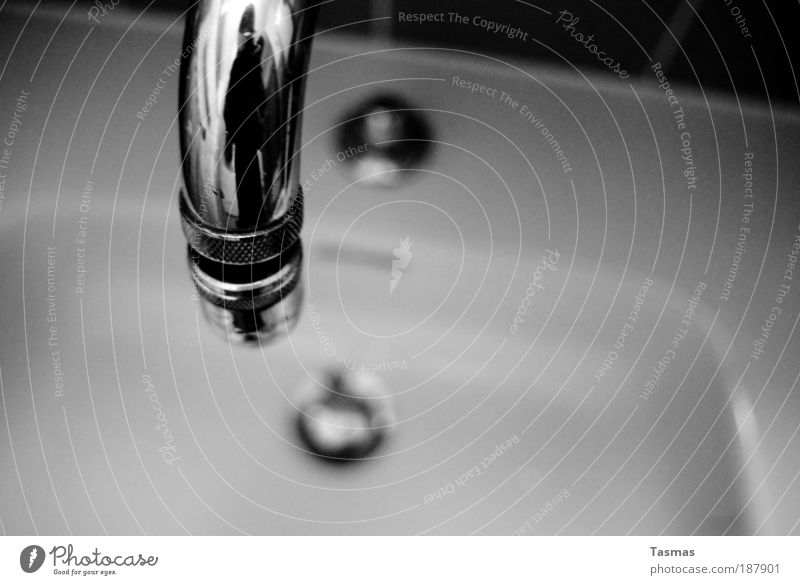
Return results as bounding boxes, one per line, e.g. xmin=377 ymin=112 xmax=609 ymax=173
xmin=180 ymin=189 xmax=303 ymax=265
xmin=189 ymin=244 xmax=303 ymax=311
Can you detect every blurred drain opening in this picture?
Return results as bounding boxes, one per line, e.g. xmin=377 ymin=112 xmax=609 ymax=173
xmin=294 ymin=369 xmax=394 ymax=463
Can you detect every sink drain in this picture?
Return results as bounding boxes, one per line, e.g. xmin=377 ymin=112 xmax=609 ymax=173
xmin=294 ymin=369 xmax=393 ymax=462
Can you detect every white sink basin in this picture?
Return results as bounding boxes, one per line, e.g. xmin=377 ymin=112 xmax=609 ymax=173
xmin=0 ymin=6 xmax=799 ymax=535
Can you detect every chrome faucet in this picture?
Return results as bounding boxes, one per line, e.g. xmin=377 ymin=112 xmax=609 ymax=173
xmin=178 ymin=0 xmax=320 ymax=344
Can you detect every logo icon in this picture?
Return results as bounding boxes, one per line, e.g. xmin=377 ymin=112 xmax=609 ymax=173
xmin=20 ymin=545 xmax=45 ymax=573
xmin=390 ymin=237 xmax=413 ymax=294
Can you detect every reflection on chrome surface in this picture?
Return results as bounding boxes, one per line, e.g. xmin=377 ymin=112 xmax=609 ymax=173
xmin=179 ymin=0 xmax=319 ymax=344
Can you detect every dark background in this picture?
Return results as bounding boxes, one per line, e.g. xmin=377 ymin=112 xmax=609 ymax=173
xmin=70 ymin=0 xmax=800 ymax=104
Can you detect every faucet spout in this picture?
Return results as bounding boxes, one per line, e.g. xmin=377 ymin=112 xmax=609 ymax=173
xmin=178 ymin=0 xmax=320 ymax=344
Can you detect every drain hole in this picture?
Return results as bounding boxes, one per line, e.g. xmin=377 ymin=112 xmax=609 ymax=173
xmin=294 ymin=369 xmax=393 ymax=463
